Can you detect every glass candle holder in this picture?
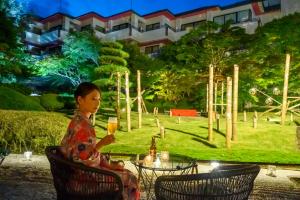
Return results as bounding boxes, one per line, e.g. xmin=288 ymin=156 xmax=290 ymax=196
xmin=161 ymin=151 xmax=169 ymax=162
xmin=154 ymin=156 xmax=161 ymax=168
xmin=267 ymin=165 xmax=277 ymax=177
xmin=144 ymin=155 xmax=153 ymax=166
xmin=24 ymin=151 xmax=32 ymax=161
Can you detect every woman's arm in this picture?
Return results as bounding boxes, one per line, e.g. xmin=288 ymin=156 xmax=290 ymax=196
xmin=95 ymin=134 xmax=115 ymax=150
xmin=99 ymin=154 xmax=124 ymax=171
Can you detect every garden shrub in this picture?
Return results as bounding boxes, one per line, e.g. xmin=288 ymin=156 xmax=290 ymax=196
xmin=58 ymin=95 xmax=76 ymax=109
xmin=99 ymin=55 xmax=127 ymax=66
xmin=176 ymin=100 xmax=195 ymax=109
xmin=0 ymin=86 xmax=45 ymax=111
xmin=28 ymin=96 xmax=41 ymax=103
xmin=40 ymin=93 xmax=64 ymax=111
xmin=143 ymin=100 xmax=177 ymax=113
xmin=0 ymin=83 xmax=33 ymax=95
xmin=0 ymin=110 xmax=69 ymax=154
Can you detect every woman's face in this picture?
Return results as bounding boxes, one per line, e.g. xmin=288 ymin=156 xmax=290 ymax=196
xmin=77 ymin=89 xmax=101 ymax=115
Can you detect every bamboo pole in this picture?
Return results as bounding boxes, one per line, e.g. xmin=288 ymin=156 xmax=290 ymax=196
xmin=208 ymin=65 xmax=214 ymax=142
xmin=137 ymin=70 xmax=142 ymax=128
xmin=254 ymin=110 xmax=258 ymax=119
xmin=232 ymin=65 xmax=239 ymax=141
xmin=221 ymin=82 xmax=224 ymax=115
xmin=206 ymin=84 xmax=209 ymax=112
xmin=243 ymin=110 xmax=247 ymax=122
xmin=125 ymin=72 xmax=131 ymax=132
xmin=253 ymin=115 xmax=257 ymax=129
xmin=214 ymin=82 xmax=218 ymax=112
xmin=281 ymin=54 xmax=290 ymax=125
xmin=160 ymin=126 xmax=165 ymax=139
xmin=226 ymin=77 xmax=232 ymax=149
xmin=116 ymin=72 xmax=121 ymax=129
xmin=216 ymin=113 xmax=220 ymax=131
xmin=141 ymin=98 xmax=148 ymax=114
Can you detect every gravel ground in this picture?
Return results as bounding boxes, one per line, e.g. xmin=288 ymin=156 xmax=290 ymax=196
xmin=1 ymin=154 xmax=300 ymax=200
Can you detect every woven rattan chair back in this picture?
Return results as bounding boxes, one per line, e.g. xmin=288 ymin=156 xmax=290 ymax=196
xmin=155 ymin=164 xmax=260 ymax=200
xmin=45 ymin=146 xmax=123 ymax=200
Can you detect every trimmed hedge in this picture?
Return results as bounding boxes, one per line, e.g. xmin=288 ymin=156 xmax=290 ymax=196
xmin=102 ymin=41 xmax=123 ymax=49
xmin=40 ymin=93 xmax=64 ymax=111
xmin=0 ymin=83 xmax=33 ymax=95
xmin=100 ymin=47 xmax=129 ymax=58
xmin=99 ymin=55 xmax=127 ymax=66
xmin=58 ymin=95 xmax=76 ymax=110
xmin=0 ymin=110 xmax=69 ymax=154
xmin=0 ymin=86 xmax=45 ymax=111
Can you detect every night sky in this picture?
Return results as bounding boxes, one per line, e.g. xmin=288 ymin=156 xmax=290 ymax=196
xmin=21 ymin=0 xmax=247 ymax=18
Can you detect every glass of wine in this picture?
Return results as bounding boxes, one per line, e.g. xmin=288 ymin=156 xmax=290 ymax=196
xmin=107 ymin=117 xmax=117 ymax=135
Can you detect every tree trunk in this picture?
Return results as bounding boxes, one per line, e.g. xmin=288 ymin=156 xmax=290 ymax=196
xmin=137 ymin=70 xmax=142 ymax=128
xmin=281 ymin=54 xmax=290 ymax=125
xmin=125 ymin=72 xmax=131 ymax=132
xmin=208 ymin=65 xmax=214 ymax=142
xmin=214 ymin=82 xmax=217 ymax=112
xmin=221 ymin=81 xmax=224 ymax=116
xmin=116 ymin=72 xmax=121 ymax=129
xmin=226 ymin=77 xmax=232 ymax=149
xmin=232 ymin=65 xmax=239 ymax=141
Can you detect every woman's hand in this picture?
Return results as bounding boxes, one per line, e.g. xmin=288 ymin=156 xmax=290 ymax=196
xmin=110 ymin=160 xmax=125 ymax=171
xmin=96 ymin=135 xmax=115 ymax=150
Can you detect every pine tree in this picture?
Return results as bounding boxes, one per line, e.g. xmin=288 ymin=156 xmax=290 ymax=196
xmin=93 ymin=41 xmax=130 ymax=126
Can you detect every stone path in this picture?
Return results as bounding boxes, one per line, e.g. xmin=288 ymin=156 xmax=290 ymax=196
xmin=1 ymin=154 xmax=300 ymax=200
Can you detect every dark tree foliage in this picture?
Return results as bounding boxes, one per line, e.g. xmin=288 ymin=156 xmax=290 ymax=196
xmin=246 ymin=13 xmax=300 ymax=95
xmin=156 ymin=21 xmax=250 ymax=109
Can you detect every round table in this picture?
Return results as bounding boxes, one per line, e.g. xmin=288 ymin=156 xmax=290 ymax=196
xmin=132 ymin=158 xmax=197 ymax=200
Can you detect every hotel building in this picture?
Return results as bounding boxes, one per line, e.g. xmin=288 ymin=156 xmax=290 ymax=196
xmin=24 ymin=0 xmax=300 ymax=56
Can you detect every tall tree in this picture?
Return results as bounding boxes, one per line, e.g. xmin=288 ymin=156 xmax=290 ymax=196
xmin=120 ymin=41 xmax=164 ymax=101
xmin=34 ymin=32 xmax=100 ymax=88
xmin=0 ymin=0 xmax=34 ymax=83
xmin=93 ymin=41 xmax=129 ymax=117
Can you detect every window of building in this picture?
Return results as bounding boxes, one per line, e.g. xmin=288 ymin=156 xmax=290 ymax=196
xmin=181 ymin=20 xmax=205 ymax=31
xmin=95 ymin=25 xmax=105 ymax=33
xmin=48 ymin=25 xmax=62 ymax=32
xmin=213 ymin=16 xmax=224 ymax=25
xmin=112 ymin=23 xmax=129 ymax=31
xmin=70 ymin=22 xmax=80 ymax=32
xmin=81 ymin=24 xmax=92 ymax=32
xmin=145 ymin=45 xmax=160 ymax=54
xmin=145 ymin=23 xmax=160 ymax=31
xmin=263 ymin=0 xmax=281 ymax=11
xmin=225 ymin=13 xmax=237 ymax=24
xmin=238 ymin=10 xmax=251 ymax=22
xmin=213 ymin=10 xmax=251 ymax=25
xmin=30 ymin=27 xmax=42 ymax=34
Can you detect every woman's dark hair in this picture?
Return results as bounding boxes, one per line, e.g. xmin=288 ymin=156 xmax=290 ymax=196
xmin=74 ymin=82 xmax=101 ymax=103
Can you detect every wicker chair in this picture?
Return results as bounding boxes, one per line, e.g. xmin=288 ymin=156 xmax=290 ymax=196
xmin=45 ymin=146 xmax=124 ymax=200
xmin=155 ymin=164 xmax=260 ymax=200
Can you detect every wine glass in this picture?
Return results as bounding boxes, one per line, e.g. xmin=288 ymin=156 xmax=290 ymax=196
xmin=107 ymin=117 xmax=117 ymax=135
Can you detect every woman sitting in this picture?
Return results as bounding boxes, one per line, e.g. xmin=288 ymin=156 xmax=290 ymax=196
xmin=60 ymin=82 xmax=139 ymax=200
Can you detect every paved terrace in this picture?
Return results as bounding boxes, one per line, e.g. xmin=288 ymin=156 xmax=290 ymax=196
xmin=1 ymin=154 xmax=300 ymax=200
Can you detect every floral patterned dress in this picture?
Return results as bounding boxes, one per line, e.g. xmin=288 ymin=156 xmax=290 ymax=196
xmin=60 ymin=112 xmax=139 ymax=200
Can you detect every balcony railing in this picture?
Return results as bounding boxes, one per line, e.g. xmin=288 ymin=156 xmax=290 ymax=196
xmin=25 ymin=29 xmax=68 ymax=45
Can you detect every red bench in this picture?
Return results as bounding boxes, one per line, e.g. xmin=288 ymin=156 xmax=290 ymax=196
xmin=170 ymin=109 xmax=198 ymax=117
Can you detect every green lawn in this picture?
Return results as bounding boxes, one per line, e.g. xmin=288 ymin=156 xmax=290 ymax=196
xmin=94 ymin=111 xmax=300 ymax=164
